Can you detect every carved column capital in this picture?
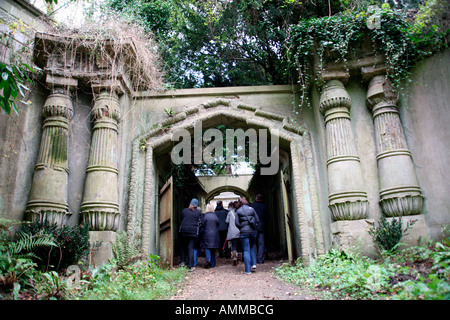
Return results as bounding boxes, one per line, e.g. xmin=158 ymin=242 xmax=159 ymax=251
xmin=42 ymin=88 xmax=74 ymax=122
xmin=91 ymin=90 xmax=121 ymax=122
xmin=319 ymin=80 xmax=352 ymax=115
xmin=366 ymin=75 xmax=399 ymax=110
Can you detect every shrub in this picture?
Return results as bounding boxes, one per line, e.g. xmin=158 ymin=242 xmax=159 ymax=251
xmin=0 ymin=218 xmax=55 ymax=298
xmin=368 ymin=215 xmax=416 ymax=253
xmin=275 ymin=249 xmax=394 ymax=299
xmin=19 ymin=220 xmax=90 ymax=271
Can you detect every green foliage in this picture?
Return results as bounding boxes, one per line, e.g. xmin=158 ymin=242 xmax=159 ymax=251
xmin=78 ymin=257 xmax=186 ymax=300
xmin=276 ymin=236 xmax=450 ymax=300
xmin=102 ymin=1 xmax=447 ymax=90
xmin=112 ymin=232 xmax=144 ymax=269
xmin=0 ymin=219 xmax=55 ymax=297
xmin=34 ymin=271 xmax=70 ymax=300
xmin=412 ymin=0 xmax=450 ymax=34
xmin=289 ymin=5 xmax=448 ymax=96
xmin=9 ymin=231 xmax=56 ymax=255
xmin=276 ymin=249 xmax=392 ymax=299
xmin=105 ymin=0 xmax=345 ymax=88
xmin=19 ymin=220 xmax=90 ymax=271
xmin=368 ymin=215 xmax=416 ymax=252
xmin=0 ymin=62 xmax=33 ymax=115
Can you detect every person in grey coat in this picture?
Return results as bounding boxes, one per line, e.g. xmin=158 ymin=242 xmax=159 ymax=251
xmin=226 ymin=201 xmax=240 ymax=266
xmin=200 ymin=203 xmax=220 ymax=268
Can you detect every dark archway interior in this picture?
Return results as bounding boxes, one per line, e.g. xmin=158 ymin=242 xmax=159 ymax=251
xmin=153 ymin=118 xmax=296 ymax=264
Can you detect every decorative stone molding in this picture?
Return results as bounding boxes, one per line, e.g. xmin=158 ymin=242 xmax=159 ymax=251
xmin=129 ymin=98 xmax=323 ymax=263
xmin=366 ymin=75 xmax=423 ymax=216
xmin=26 ymin=78 xmax=77 ymax=226
xmin=319 ymin=79 xmax=369 ymax=220
xmin=81 ymin=89 xmax=121 ymax=231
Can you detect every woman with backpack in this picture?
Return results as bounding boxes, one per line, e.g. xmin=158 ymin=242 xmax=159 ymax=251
xmin=235 ymin=197 xmax=259 ymax=274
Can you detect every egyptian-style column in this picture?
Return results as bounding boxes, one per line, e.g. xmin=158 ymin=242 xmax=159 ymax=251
xmin=26 ymin=77 xmax=77 ymax=226
xmin=366 ymin=75 xmax=423 ymax=216
xmin=81 ymin=89 xmax=121 ymax=231
xmin=319 ymin=79 xmax=369 ymax=220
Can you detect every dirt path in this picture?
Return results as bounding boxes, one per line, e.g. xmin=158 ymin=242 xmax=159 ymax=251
xmin=171 ymin=255 xmax=323 ymax=300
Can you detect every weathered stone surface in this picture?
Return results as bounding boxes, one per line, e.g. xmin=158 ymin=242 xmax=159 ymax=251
xmin=81 ymin=90 xmax=121 ymax=231
xmin=88 ymin=231 xmax=117 ymax=267
xmin=366 ymin=75 xmax=424 ymax=217
xmin=330 ymin=219 xmax=377 ymax=258
xmin=26 ymin=86 xmax=75 ymax=226
xmin=319 ymin=79 xmax=369 ymax=220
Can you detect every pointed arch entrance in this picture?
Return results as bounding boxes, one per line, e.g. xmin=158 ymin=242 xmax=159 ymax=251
xmin=126 ymin=98 xmax=325 ymax=265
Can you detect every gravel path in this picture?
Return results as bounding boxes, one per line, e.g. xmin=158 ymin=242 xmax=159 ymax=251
xmin=171 ymin=255 xmax=323 ymax=300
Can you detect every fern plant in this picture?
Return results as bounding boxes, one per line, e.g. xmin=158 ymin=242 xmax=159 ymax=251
xmin=0 ymin=219 xmax=55 ymax=293
xmin=112 ymin=232 xmax=144 ymax=269
xmin=19 ymin=220 xmax=90 ymax=271
xmin=9 ymin=231 xmax=56 ymax=255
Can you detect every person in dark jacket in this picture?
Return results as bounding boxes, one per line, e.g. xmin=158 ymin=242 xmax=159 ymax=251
xmin=179 ymin=198 xmax=202 ymax=271
xmin=201 ymin=203 xmax=220 ymax=268
xmin=226 ymin=201 xmax=240 ymax=266
xmin=250 ymin=194 xmax=268 ymax=264
xmin=235 ymin=197 xmax=259 ymax=274
xmin=214 ymin=200 xmax=228 ymax=257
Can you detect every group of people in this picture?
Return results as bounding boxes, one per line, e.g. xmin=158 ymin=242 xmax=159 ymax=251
xmin=178 ymin=195 xmax=268 ymax=275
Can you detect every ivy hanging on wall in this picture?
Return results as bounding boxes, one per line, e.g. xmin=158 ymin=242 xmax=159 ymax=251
xmin=288 ymin=4 xmax=448 ymax=108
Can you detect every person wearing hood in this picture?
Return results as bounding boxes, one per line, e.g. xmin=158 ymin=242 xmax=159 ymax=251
xmin=179 ymin=198 xmax=202 ymax=271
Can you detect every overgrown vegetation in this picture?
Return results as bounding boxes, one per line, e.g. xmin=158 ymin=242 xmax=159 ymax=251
xmin=289 ymin=2 xmax=448 ymax=107
xmin=18 ymin=220 xmax=91 ymax=271
xmin=1 ymin=220 xmax=185 ymax=300
xmin=275 ymin=228 xmax=450 ymax=300
xmin=77 ymin=256 xmax=186 ymax=300
xmin=368 ymin=216 xmax=417 ymax=253
xmin=100 ymin=0 xmax=448 ymax=89
xmin=43 ymin=10 xmax=163 ymax=93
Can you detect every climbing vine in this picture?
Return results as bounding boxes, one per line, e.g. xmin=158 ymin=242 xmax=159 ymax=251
xmin=288 ymin=4 xmax=448 ymax=108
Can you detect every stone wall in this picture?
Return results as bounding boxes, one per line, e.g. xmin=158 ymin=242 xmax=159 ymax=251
xmin=398 ymin=50 xmax=450 ymax=239
xmin=0 ymin=1 xmax=448 ymax=262
xmin=0 ymin=0 xmax=51 ymax=221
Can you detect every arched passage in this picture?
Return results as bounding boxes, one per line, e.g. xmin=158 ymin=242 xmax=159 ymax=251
xmin=206 ymin=186 xmax=249 ymax=203
xmin=126 ymin=98 xmax=325 ymax=265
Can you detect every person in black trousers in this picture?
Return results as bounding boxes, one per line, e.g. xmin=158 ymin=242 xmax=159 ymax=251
xmin=214 ymin=200 xmax=228 ymax=257
xmin=179 ymin=198 xmax=202 ymax=271
xmin=250 ymin=194 xmax=268 ymax=264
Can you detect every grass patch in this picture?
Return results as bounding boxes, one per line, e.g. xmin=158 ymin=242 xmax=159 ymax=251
xmin=77 ymin=259 xmax=187 ymax=300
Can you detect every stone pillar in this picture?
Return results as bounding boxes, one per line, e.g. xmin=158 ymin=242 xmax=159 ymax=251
xmin=26 ymin=77 xmax=77 ymax=226
xmin=319 ymin=79 xmax=369 ymax=220
xmin=366 ymin=75 xmax=424 ymax=216
xmin=81 ymin=89 xmax=121 ymax=231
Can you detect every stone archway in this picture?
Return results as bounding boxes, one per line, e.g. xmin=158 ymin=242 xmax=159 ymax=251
xmin=126 ymin=97 xmax=325 ymax=264
xmin=205 ymin=186 xmax=250 ymax=203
